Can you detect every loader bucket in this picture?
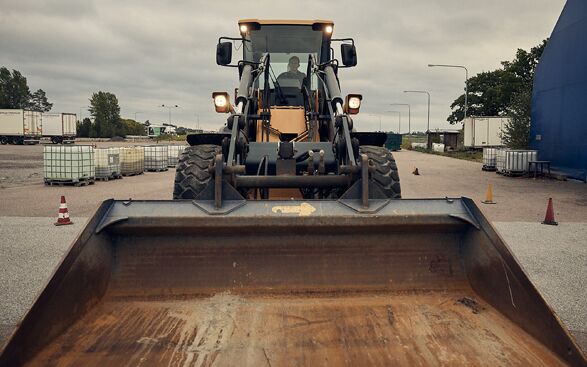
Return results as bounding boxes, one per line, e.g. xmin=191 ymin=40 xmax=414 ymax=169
xmin=1 ymin=198 xmax=585 ymax=366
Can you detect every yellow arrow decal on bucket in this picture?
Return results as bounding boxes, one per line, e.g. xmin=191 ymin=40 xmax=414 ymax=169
xmin=271 ymin=202 xmax=316 ymax=217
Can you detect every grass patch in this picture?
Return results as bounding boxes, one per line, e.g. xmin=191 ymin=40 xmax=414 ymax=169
xmin=153 ymin=134 xmax=188 ymax=142
xmin=412 ymin=147 xmax=482 ymax=163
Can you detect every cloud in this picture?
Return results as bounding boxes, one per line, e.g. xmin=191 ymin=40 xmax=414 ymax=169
xmin=0 ymin=0 xmax=565 ymax=131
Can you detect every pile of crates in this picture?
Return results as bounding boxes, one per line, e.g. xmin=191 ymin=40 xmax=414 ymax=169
xmin=482 ymin=148 xmax=498 ymax=171
xmin=144 ymin=146 xmax=168 ymax=172
xmin=95 ymin=148 xmax=122 ymax=181
xmin=483 ymin=148 xmax=538 ymax=176
xmin=167 ymin=145 xmax=187 ymax=167
xmin=43 ymin=145 xmax=95 ymax=186
xmin=496 ymin=149 xmax=537 ymax=176
xmin=120 ymin=146 xmax=145 ymax=176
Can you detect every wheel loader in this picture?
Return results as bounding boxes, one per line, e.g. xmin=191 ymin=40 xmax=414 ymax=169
xmin=1 ymin=20 xmax=585 ymax=367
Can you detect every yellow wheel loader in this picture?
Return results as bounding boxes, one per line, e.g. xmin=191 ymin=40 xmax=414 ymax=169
xmin=1 ymin=20 xmax=585 ymax=367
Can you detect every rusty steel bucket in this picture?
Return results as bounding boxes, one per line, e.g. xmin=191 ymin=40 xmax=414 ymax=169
xmin=0 ymin=198 xmax=585 ymax=366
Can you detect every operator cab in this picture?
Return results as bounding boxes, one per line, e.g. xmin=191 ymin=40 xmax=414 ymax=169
xmin=214 ymin=20 xmax=359 ymax=144
xmin=241 ymin=22 xmax=330 ymax=108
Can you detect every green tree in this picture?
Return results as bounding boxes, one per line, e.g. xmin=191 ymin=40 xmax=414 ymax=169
xmin=28 ymin=89 xmax=53 ymax=112
xmin=501 ymin=41 xmax=547 ymax=88
xmin=447 ymin=40 xmax=548 ymax=127
xmin=76 ymin=117 xmax=93 ymax=138
xmin=0 ymin=67 xmax=31 ymax=109
xmin=120 ymin=118 xmax=146 ymax=136
xmin=88 ymin=91 xmax=121 ymax=138
xmin=447 ymin=70 xmax=516 ymax=123
xmin=502 ymin=89 xmax=532 ymax=149
xmin=500 ymin=41 xmax=547 ymax=148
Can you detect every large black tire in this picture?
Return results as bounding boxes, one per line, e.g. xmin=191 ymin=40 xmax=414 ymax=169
xmin=173 ymin=144 xmax=221 ymax=199
xmin=360 ymin=145 xmax=401 ymax=199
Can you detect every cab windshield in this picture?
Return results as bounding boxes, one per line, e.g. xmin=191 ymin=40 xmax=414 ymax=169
xmin=244 ymin=25 xmax=323 ymax=92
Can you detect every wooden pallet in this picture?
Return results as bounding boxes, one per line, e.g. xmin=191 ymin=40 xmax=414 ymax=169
xmin=497 ymin=170 xmax=528 ymax=177
xmin=96 ymin=174 xmax=123 ymax=182
xmin=121 ymin=171 xmax=144 ymax=177
xmin=44 ymin=177 xmax=96 ymax=187
xmin=145 ymin=168 xmax=168 ymax=172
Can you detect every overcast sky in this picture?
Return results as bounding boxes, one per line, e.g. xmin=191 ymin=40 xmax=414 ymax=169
xmin=0 ymin=0 xmax=565 ymax=132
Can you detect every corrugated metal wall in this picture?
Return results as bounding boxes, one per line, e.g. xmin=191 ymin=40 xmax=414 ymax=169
xmin=531 ymin=0 xmax=587 ymax=181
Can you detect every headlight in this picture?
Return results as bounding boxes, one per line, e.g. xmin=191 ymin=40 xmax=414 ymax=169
xmin=325 ymin=25 xmax=333 ymax=34
xmin=344 ymin=94 xmax=363 ymax=115
xmin=348 ymin=96 xmax=361 ymax=109
xmin=240 ymin=25 xmax=248 ymax=34
xmin=214 ymin=95 xmax=227 ymax=108
xmin=212 ymin=92 xmax=231 ymax=113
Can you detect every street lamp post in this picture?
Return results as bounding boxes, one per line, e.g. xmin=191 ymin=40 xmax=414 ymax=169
xmin=428 ymin=64 xmax=468 ymax=122
xmin=389 ymin=103 xmax=410 ymax=135
xmin=385 ymin=111 xmax=401 ymax=133
xmin=404 ymin=90 xmax=431 ymax=148
xmin=160 ymin=104 xmax=179 ymax=125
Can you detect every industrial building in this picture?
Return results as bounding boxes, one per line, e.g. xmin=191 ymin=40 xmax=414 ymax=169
xmin=531 ymin=0 xmax=587 ymax=181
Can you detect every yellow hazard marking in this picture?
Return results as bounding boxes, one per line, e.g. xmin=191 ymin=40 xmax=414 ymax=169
xmin=271 ymin=202 xmax=316 ymax=217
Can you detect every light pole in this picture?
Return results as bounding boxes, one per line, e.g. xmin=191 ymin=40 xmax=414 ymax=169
xmin=389 ymin=103 xmax=410 ymax=135
xmin=160 ymin=104 xmax=179 ymax=125
xmin=194 ymin=114 xmax=200 ymax=130
xmin=428 ymin=64 xmax=468 ymax=122
xmin=385 ymin=111 xmax=401 ymax=133
xmin=404 ymin=90 xmax=431 ymax=148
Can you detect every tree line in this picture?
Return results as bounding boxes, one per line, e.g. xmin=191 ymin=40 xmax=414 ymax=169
xmin=0 ymin=67 xmax=53 ymax=112
xmin=448 ymin=40 xmax=547 ymax=148
xmin=77 ymin=91 xmax=146 ymax=137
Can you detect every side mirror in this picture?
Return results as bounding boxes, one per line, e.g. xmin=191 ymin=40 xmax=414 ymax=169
xmin=341 ymin=44 xmax=357 ymax=67
xmin=216 ymin=42 xmax=232 ymax=66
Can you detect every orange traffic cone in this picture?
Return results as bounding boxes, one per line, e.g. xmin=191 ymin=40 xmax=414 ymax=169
xmin=542 ymin=198 xmax=558 ymax=225
xmin=482 ymin=183 xmax=496 ymax=204
xmin=54 ymin=195 xmax=73 ymax=226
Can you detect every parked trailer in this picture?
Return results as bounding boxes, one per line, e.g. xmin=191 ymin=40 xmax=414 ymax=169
xmin=0 ymin=109 xmax=42 ymax=145
xmin=463 ymin=116 xmax=508 ymax=148
xmin=42 ymin=113 xmax=77 ymax=144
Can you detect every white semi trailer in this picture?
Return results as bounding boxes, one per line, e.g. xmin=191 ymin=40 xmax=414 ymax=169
xmin=463 ymin=116 xmax=508 ymax=148
xmin=42 ymin=113 xmax=77 ymax=144
xmin=0 ymin=109 xmax=42 ymax=144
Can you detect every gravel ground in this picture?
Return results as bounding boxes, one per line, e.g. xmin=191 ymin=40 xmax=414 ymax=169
xmin=0 ymin=146 xmax=44 ymax=188
xmin=0 ymin=217 xmax=87 ymax=344
xmin=494 ymin=222 xmax=587 ymax=350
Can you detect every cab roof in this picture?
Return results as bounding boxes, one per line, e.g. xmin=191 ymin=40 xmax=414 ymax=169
xmin=238 ymin=19 xmax=334 ymax=26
